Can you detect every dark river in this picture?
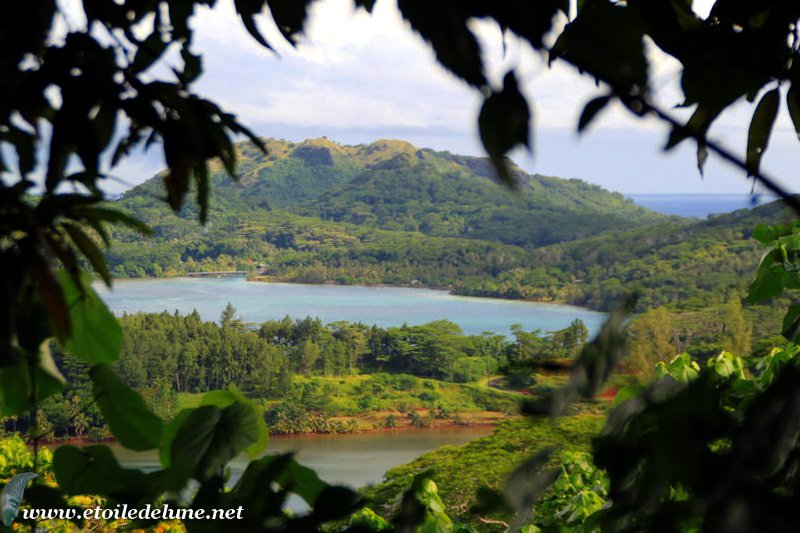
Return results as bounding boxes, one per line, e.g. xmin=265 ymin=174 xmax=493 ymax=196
xmin=111 ymin=427 xmax=492 ymax=511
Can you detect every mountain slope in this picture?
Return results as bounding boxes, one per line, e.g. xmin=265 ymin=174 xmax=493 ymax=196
xmin=107 ymin=137 xmax=795 ymax=318
xmin=454 ymin=200 xmax=795 ymax=311
xmin=104 ymin=208 xmax=534 ymax=285
xmin=293 ymin=150 xmax=664 ymax=246
xmin=120 ymin=137 xmax=671 ymax=248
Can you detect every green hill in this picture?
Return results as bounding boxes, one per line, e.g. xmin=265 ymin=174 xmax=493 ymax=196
xmin=107 ymin=137 xmax=792 ymax=320
xmin=290 ymin=144 xmax=666 ymax=246
xmin=454 ymin=200 xmax=794 ymax=311
xmin=105 ymin=208 xmax=535 ymax=286
xmin=119 ymin=137 xmax=669 ymax=248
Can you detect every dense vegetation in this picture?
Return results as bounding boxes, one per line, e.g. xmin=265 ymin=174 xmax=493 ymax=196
xmin=365 ymin=415 xmax=606 ymax=530
xmin=105 ymin=138 xmax=795 ymax=321
xmin=117 ymin=137 xmax=665 ymax=247
xmin=6 ymin=338 xmax=800 ymax=532
xmin=455 ymin=201 xmax=794 ymax=311
xmin=3 ymin=309 xmax=590 ymax=439
xmin=106 ymin=208 xmax=535 ymax=287
xmin=101 ymin=139 xmax=789 ymax=326
xmin=362 ymin=343 xmax=800 ymax=532
xmin=104 ymin=138 xmax=685 ymax=301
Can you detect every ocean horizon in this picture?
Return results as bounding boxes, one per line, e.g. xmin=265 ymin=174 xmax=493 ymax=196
xmin=627 ymin=193 xmax=778 ymax=219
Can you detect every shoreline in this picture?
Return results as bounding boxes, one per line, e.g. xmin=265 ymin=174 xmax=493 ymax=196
xmin=248 ymin=274 xmax=453 ymax=293
xmin=38 ymin=411 xmax=508 ymax=448
xmin=268 ymin=416 xmax=504 ymax=440
xmin=101 ymin=273 xmax=590 ymax=311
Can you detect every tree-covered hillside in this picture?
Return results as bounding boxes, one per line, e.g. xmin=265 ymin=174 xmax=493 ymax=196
xmin=107 ymin=141 xmax=790 ymax=319
xmin=119 ymin=137 xmax=669 ymax=248
xmin=454 ymin=200 xmax=794 ymax=311
xmin=104 ymin=208 xmax=535 ymax=285
xmin=107 ymin=138 xmax=691 ymax=292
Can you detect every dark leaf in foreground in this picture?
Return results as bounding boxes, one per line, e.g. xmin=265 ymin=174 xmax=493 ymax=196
xmin=746 ymin=88 xmax=779 ymax=177
xmin=91 ymin=364 xmax=164 ymax=451
xmin=478 ymin=71 xmax=531 ymax=188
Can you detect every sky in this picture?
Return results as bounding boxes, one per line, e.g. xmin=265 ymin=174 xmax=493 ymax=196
xmin=108 ymin=0 xmax=800 ymax=196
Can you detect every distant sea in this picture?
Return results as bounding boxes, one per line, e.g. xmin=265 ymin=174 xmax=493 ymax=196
xmin=628 ymin=194 xmax=777 ymax=219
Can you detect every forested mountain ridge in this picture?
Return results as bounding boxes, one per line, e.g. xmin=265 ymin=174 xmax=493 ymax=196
xmin=454 ymin=200 xmax=795 ymax=311
xmin=105 ymin=208 xmax=535 ymax=286
xmin=107 ymin=138 xmax=792 ymax=317
xmin=119 ymin=137 xmax=670 ymax=248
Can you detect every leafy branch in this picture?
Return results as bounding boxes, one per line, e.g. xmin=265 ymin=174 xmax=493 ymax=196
xmin=584 ymin=91 xmax=800 ymax=215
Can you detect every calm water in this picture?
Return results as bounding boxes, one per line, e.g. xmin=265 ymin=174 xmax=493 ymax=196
xmin=95 ymin=278 xmax=605 ymax=337
xmin=112 ymin=428 xmax=490 ymax=489
xmin=628 ymin=193 xmax=776 ymax=218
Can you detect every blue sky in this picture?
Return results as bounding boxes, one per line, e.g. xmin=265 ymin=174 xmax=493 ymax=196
xmin=110 ymin=0 xmax=800 ymax=196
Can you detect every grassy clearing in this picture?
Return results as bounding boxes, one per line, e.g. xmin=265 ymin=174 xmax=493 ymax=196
xmin=280 ymin=374 xmax=519 ymax=414
xmin=178 ymin=373 xmax=520 ymax=434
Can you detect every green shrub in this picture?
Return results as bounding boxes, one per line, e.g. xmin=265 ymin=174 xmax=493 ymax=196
xmin=417 ymin=391 xmax=440 ymax=405
xmin=451 ymin=357 xmax=490 ymax=383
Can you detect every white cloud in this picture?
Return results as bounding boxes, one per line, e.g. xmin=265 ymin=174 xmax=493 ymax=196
xmin=109 ymin=0 xmax=799 ymax=195
xmin=192 ymin=0 xmax=476 ymax=132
